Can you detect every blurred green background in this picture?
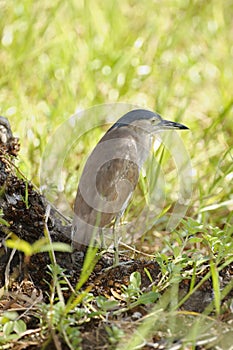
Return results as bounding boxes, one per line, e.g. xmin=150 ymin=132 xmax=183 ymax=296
xmin=1 ymin=0 xmax=232 ymax=228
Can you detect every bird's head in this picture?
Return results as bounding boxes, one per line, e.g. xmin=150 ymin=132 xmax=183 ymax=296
xmin=111 ymin=109 xmax=189 ymax=134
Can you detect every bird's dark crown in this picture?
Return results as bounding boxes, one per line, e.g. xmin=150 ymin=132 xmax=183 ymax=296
xmin=109 ymin=109 xmax=162 ymax=131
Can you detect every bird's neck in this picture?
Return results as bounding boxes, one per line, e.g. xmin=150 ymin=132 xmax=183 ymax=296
xmin=131 ymin=126 xmax=152 ymax=168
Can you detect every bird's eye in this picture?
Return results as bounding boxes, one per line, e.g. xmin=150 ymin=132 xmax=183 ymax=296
xmin=151 ymin=118 xmax=157 ymax=124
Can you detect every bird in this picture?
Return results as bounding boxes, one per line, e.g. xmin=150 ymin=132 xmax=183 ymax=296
xmin=72 ymin=109 xmax=189 ymax=264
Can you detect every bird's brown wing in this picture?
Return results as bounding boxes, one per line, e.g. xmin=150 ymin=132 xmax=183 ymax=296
xmin=74 ymin=133 xmax=139 ymax=226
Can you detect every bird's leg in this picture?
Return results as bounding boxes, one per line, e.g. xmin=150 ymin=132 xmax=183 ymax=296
xmin=113 ymin=220 xmax=119 ymax=265
xmin=99 ymin=228 xmax=106 ymax=249
xmin=113 ymin=202 xmax=129 ymax=265
xmin=113 ymin=214 xmax=123 ymax=265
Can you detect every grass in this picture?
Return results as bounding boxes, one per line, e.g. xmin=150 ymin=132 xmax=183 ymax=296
xmin=0 ymin=0 xmax=233 ymax=349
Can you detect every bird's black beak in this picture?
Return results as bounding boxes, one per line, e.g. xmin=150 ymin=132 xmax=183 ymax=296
xmin=159 ymin=119 xmax=189 ymax=130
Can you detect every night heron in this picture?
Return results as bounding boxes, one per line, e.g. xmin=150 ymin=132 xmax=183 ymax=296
xmin=72 ymin=109 xmax=188 ymax=263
